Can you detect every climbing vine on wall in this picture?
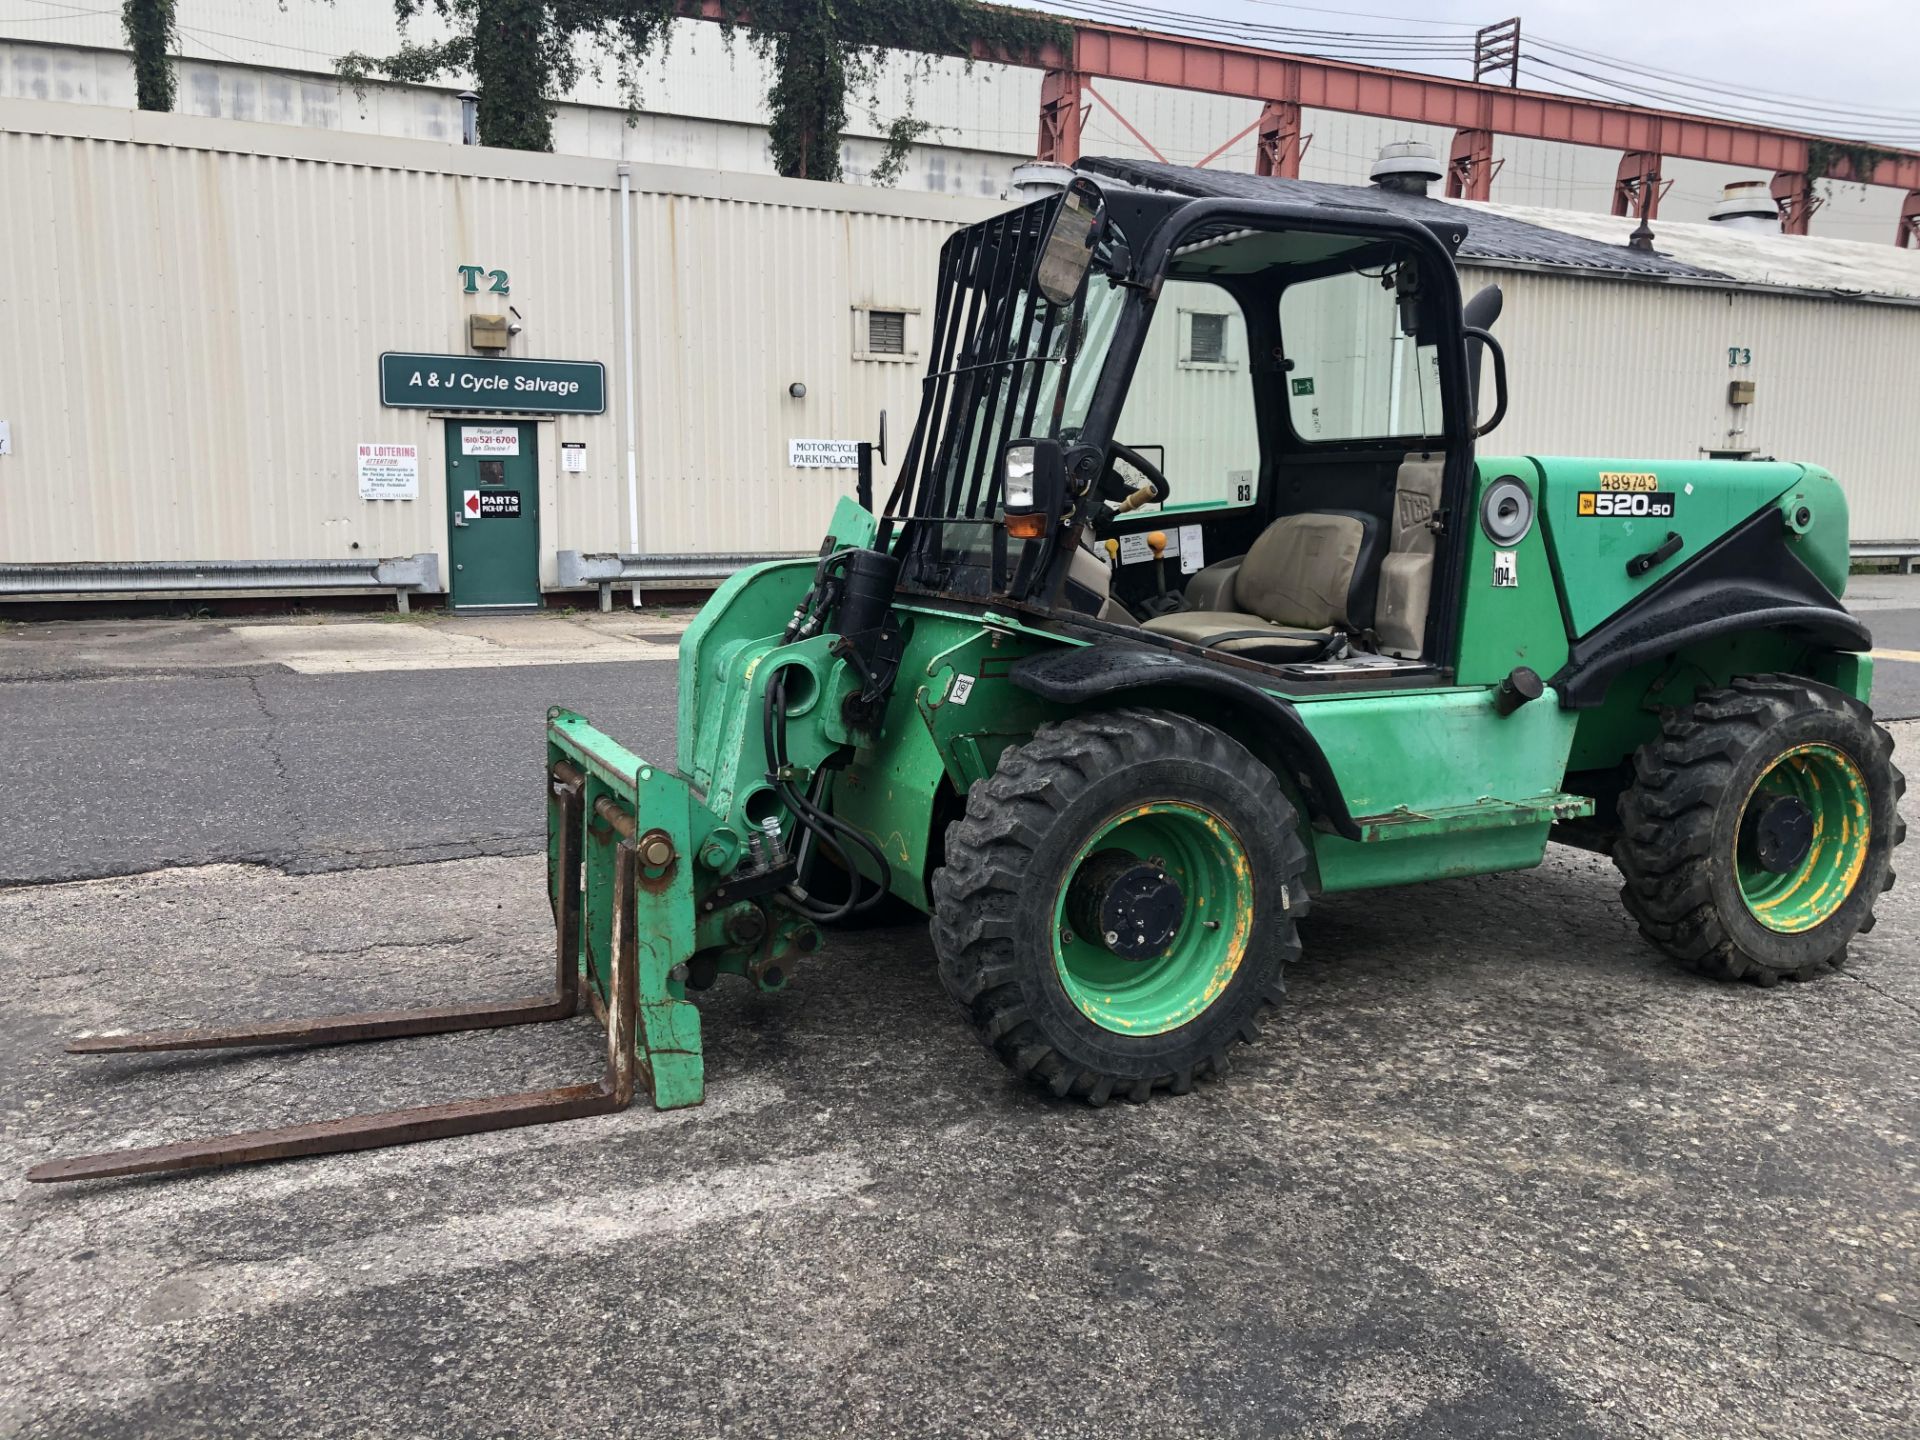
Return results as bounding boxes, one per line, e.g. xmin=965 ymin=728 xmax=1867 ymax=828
xmin=333 ymin=0 xmax=1069 ymax=176
xmin=122 ymin=0 xmax=178 ymax=112
xmin=1806 ymin=140 xmax=1893 ymax=184
xmin=1798 ymin=139 xmax=1897 ymax=210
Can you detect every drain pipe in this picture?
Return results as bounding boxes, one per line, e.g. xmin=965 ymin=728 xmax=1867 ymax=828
xmin=618 ymin=162 xmax=642 ymax=606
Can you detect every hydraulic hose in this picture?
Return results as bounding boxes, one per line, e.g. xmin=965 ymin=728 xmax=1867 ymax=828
xmin=759 ymin=665 xmax=894 ymax=923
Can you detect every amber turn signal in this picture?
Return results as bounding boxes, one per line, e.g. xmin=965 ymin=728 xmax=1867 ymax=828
xmin=1005 ymin=512 xmax=1048 ymax=539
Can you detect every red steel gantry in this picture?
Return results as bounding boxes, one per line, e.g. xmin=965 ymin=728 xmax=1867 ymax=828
xmin=689 ymin=5 xmax=1920 ymax=241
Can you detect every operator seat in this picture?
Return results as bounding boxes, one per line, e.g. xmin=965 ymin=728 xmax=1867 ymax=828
xmin=1141 ymin=509 xmax=1381 ymax=661
xmin=1374 ymin=452 xmax=1445 ymax=657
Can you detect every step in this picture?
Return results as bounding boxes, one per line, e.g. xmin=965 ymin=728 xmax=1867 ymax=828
xmin=1352 ymin=792 xmax=1594 ymax=843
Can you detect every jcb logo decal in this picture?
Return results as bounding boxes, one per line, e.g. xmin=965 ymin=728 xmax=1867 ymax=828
xmin=1579 ymin=491 xmax=1675 ymax=518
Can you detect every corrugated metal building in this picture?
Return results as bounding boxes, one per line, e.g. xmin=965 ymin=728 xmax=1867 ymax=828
xmin=2 ymin=98 xmax=1916 ymax=607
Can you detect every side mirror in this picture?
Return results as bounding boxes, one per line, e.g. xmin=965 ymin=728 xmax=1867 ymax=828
xmin=1463 ymin=325 xmax=1508 ymax=437
xmin=1033 ymin=177 xmax=1106 ymax=309
xmin=1002 ymin=437 xmax=1066 ymax=538
xmin=1462 ymin=284 xmax=1504 ymax=413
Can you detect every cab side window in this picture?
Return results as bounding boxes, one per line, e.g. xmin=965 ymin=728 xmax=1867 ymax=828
xmin=1278 ymin=267 xmax=1442 ymax=443
xmin=1110 ymin=279 xmax=1260 ymax=509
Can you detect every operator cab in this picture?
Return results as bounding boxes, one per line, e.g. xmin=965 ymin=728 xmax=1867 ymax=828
xmin=883 ymin=171 xmax=1503 ymax=686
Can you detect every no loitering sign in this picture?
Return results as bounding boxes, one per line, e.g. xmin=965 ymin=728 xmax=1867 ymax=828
xmin=357 ymin=442 xmax=419 ymax=499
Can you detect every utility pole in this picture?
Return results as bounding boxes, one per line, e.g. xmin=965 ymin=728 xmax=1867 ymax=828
xmin=1474 ymin=18 xmax=1521 ymax=88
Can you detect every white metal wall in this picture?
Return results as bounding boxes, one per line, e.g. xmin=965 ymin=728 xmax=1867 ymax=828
xmin=0 ymin=99 xmax=999 ymax=573
xmin=1461 ymin=265 xmax=1920 ymax=541
xmin=2 ymin=97 xmax=1918 ymax=589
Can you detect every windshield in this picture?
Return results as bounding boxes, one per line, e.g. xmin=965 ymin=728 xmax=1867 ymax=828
xmin=890 ymin=199 xmax=1129 ymax=596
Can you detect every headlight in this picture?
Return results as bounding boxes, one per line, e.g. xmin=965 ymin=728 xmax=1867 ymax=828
xmin=1003 ymin=444 xmax=1037 ymax=511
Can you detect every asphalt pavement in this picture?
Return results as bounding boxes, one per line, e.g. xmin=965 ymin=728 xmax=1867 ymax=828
xmin=0 ymin=662 xmax=679 ymax=884
xmin=2 ymin=607 xmax=1917 ymax=1438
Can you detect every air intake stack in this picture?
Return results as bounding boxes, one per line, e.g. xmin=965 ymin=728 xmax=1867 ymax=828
xmin=1369 ymin=140 xmax=1445 ymax=197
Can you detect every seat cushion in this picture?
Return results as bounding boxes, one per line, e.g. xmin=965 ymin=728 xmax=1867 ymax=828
xmin=1376 ymin=452 xmax=1446 ymax=656
xmin=1233 ymin=512 xmax=1368 ymax=631
xmin=1141 ymin=610 xmax=1332 ymax=661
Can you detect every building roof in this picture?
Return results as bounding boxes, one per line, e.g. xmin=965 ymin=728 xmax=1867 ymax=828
xmin=1461 ymin=200 xmax=1920 ymax=303
xmin=1081 ymin=155 xmax=1920 ymax=305
xmin=1078 ymin=155 xmax=1727 ymax=283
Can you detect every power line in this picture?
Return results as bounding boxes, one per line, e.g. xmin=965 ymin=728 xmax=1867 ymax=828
xmin=1015 ymin=0 xmax=1476 ymax=58
xmin=1520 ymin=55 xmax=1920 ymax=145
xmin=1525 ymin=33 xmax=1920 ymax=125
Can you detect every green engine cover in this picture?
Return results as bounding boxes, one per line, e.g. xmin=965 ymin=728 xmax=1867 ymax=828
xmin=1510 ymin=456 xmax=1844 ymax=637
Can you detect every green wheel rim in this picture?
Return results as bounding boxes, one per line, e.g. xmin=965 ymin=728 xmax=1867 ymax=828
xmin=1735 ymin=742 xmax=1872 ymax=934
xmin=1051 ymin=801 xmax=1253 ymax=1035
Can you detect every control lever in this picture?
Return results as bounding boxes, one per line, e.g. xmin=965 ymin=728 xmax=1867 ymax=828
xmin=1134 ymin=531 xmax=1184 ymax=620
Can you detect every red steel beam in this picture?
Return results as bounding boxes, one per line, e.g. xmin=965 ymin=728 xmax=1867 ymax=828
xmin=1045 ymin=22 xmax=1920 ymax=191
xmin=682 ymin=5 xmax=1920 ymax=193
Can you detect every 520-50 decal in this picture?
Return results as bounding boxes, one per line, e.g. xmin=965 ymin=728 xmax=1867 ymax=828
xmin=1578 ymin=489 xmax=1676 ymax=518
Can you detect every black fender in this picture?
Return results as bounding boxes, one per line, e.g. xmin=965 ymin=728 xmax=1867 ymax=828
xmin=1008 ymin=644 xmax=1361 ymax=840
xmin=1549 ymin=507 xmax=1870 ymax=709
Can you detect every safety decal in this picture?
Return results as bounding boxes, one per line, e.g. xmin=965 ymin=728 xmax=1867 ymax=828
xmin=947 ymin=675 xmax=976 ymax=706
xmin=1578 ymin=491 xmax=1675 ymax=518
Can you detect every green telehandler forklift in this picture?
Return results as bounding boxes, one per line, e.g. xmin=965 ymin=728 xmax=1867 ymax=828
xmin=33 ymin=169 xmax=1904 ymax=1183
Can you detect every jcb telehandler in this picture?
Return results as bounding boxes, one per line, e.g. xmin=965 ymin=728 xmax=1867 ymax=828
xmin=33 ymin=169 xmax=1903 ymax=1183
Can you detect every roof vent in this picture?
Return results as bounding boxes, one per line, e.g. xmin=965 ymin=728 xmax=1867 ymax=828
xmin=1369 ymin=140 xmax=1444 ymax=196
xmin=1708 ymin=180 xmax=1780 ymax=233
xmin=1009 ymin=161 xmax=1076 ymax=204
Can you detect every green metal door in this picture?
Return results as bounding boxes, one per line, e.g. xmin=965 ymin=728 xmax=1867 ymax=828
xmin=447 ymin=421 xmax=541 ymax=609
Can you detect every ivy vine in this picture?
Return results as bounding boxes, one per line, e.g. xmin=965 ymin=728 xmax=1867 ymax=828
xmin=122 ymin=0 xmax=178 ymax=112
xmin=332 ymin=0 xmax=1069 ymax=178
xmin=1806 ymin=140 xmax=1893 ymax=183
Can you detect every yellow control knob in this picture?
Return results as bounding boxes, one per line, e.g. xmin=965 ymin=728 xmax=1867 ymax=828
xmin=1104 ymin=538 xmax=1119 ymax=562
xmin=1146 ymin=531 xmax=1167 ymax=558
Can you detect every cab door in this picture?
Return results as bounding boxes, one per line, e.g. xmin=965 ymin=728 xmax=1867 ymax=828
xmin=446 ymin=421 xmax=540 ymax=609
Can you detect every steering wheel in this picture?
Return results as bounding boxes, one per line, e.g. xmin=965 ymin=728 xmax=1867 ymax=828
xmin=1096 ymin=441 xmax=1170 ymax=505
xmin=1088 ymin=442 xmax=1170 ymax=540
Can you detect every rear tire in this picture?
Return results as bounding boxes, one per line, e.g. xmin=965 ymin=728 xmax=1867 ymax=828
xmin=1615 ymin=675 xmax=1904 ymax=985
xmin=931 ymin=707 xmax=1308 ymax=1104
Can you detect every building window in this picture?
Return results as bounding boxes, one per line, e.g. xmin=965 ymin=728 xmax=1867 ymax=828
xmin=1179 ymin=310 xmax=1237 ymax=369
xmin=1189 ymin=313 xmax=1227 ymax=363
xmin=853 ymin=305 xmax=918 ymax=362
xmin=868 ymin=310 xmax=906 ymax=354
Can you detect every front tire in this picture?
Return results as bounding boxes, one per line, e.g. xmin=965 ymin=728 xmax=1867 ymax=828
xmin=931 ymin=708 xmax=1308 ymax=1104
xmin=1615 ymin=675 xmax=1904 ymax=985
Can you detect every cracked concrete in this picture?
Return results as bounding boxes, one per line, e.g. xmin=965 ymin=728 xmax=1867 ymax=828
xmin=0 ymin=625 xmax=1914 ymax=1437
xmin=4 ymin=782 xmax=1916 ymax=1436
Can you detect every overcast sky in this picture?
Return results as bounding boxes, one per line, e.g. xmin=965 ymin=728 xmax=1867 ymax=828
xmin=1015 ymin=0 xmax=1920 ymax=142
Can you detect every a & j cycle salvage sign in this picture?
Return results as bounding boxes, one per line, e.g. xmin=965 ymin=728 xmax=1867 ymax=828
xmin=379 ymin=353 xmax=606 ymax=415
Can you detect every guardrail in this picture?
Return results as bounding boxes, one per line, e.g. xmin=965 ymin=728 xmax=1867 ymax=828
xmin=0 ymin=554 xmax=441 ymax=610
xmin=1851 ymin=542 xmax=1920 ymax=575
xmin=557 ymin=550 xmax=810 ymax=610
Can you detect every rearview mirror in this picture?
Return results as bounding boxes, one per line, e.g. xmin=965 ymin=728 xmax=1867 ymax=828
xmin=1033 ymin=177 xmax=1106 ymax=308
